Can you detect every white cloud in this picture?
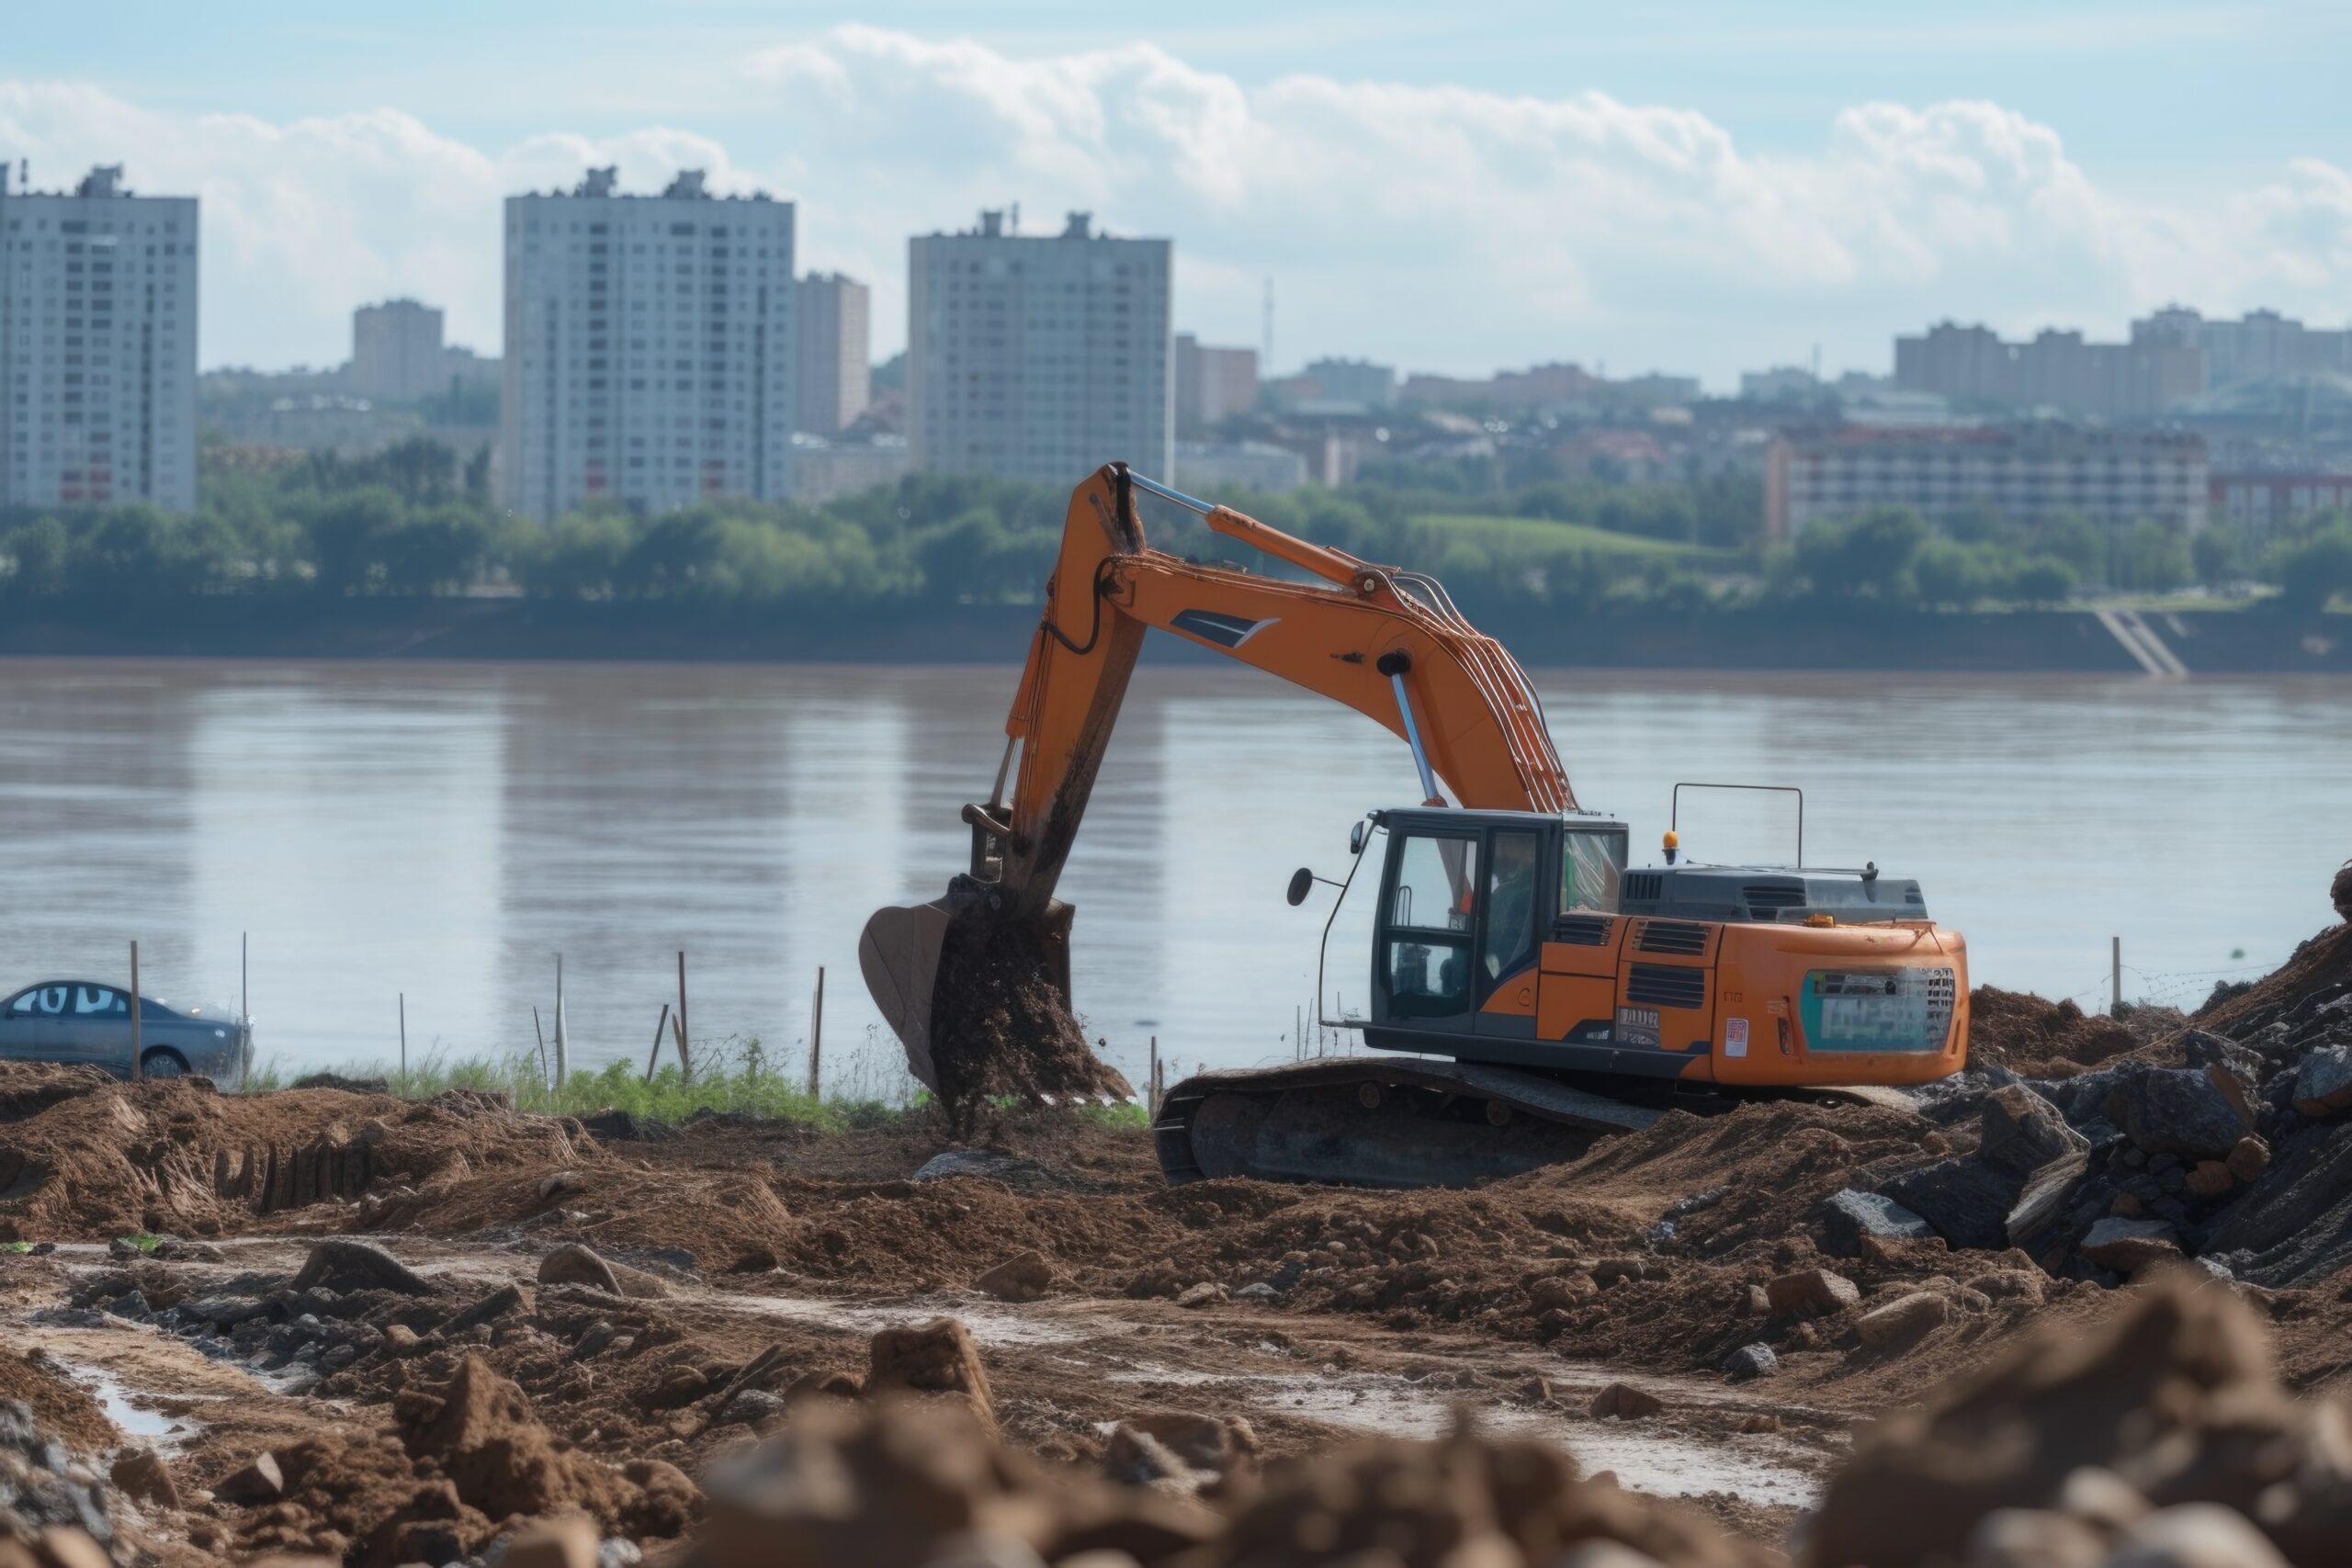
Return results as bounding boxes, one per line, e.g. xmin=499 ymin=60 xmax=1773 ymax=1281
xmin=4 ymin=31 xmax=2347 ymax=382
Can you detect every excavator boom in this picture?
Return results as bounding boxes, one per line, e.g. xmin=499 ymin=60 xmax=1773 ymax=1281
xmin=860 ymin=464 xmax=1577 ymax=1079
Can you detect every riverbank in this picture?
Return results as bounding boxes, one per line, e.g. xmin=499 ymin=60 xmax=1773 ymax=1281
xmin=3 ymin=596 xmax=2346 ymax=671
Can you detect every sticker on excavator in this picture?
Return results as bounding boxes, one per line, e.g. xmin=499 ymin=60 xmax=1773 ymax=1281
xmin=1614 ymin=1005 xmax=1661 ymax=1048
xmin=1801 ymin=966 xmax=1957 ymax=1052
xmin=1724 ymin=1017 xmax=1749 ymax=1058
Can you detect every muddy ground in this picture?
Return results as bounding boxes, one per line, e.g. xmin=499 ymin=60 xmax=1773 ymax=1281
xmin=4 ymin=921 xmax=2351 ymax=1567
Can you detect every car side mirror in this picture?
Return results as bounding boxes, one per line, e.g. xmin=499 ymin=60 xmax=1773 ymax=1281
xmin=1286 ymin=867 xmax=1316 ymax=907
xmin=1350 ymin=820 xmax=1368 ymax=856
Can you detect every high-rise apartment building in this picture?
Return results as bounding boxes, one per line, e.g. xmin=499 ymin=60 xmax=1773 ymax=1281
xmin=351 ymin=299 xmax=447 ymax=401
xmin=1173 ymin=333 xmax=1258 ymax=434
xmin=908 ymin=210 xmax=1170 ymax=481
xmin=794 ymin=273 xmax=869 ymax=436
xmin=1894 ymin=321 xmax=2203 ymax=420
xmin=2134 ymin=306 xmax=2352 ymax=387
xmin=0 ymin=164 xmax=198 ymax=513
xmin=1765 ymin=426 xmax=2208 ymax=542
xmin=501 ymin=167 xmax=795 ymax=520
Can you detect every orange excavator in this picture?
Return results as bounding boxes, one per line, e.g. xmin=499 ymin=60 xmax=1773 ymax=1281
xmin=861 ymin=464 xmax=1969 ymax=1187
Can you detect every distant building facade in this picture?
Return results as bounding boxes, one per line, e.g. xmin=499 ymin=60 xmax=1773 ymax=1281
xmin=2135 ymin=307 xmax=2352 ymax=388
xmin=0 ymin=164 xmax=198 ymax=513
xmin=1173 ymin=333 xmax=1258 ymax=434
xmin=2210 ymin=472 xmax=2352 ymax=551
xmin=1172 ymin=439 xmax=1308 ymax=494
xmin=1765 ymin=426 xmax=2209 ymax=542
xmin=1270 ymin=356 xmax=1396 ymax=415
xmin=790 ymin=433 xmax=910 ymax=503
xmin=1894 ymin=321 xmax=2203 ymax=420
xmin=795 ymin=272 xmax=869 ymax=436
xmin=501 ymin=167 xmax=796 ymax=520
xmin=351 ymin=299 xmax=447 ymax=400
xmin=908 ymin=209 xmax=1171 ymax=481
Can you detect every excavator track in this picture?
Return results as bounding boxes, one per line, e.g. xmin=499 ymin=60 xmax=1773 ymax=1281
xmin=1152 ymin=1058 xmax=1668 ymax=1188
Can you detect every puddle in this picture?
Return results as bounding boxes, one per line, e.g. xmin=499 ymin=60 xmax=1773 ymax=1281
xmin=723 ymin=1292 xmax=1099 ymax=1348
xmin=1106 ymin=1360 xmax=1818 ymax=1508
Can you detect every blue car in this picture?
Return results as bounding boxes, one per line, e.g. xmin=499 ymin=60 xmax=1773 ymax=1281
xmin=0 ymin=980 xmax=250 ymax=1082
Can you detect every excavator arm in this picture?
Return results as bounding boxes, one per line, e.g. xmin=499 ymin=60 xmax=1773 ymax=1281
xmin=860 ymin=463 xmax=1577 ymax=1095
xmin=986 ymin=464 xmax=1576 ymax=918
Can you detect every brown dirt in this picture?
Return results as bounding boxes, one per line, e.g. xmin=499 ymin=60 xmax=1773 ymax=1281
xmin=0 ymin=1346 xmax=115 ymax=1450
xmin=1965 ymin=987 xmax=2143 ymax=1076
xmin=927 ymin=901 xmax=1134 ymax=1123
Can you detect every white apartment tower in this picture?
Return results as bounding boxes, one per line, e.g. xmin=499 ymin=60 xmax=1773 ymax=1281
xmin=909 ymin=210 xmax=1170 ymax=481
xmin=795 ymin=273 xmax=869 ymax=436
xmin=351 ymin=299 xmax=447 ymax=400
xmin=501 ymin=167 xmax=795 ymax=520
xmin=0 ymin=164 xmax=198 ymax=513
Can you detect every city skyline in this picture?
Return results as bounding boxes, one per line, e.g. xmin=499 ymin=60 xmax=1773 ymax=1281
xmin=2 ymin=6 xmax=2346 ymax=384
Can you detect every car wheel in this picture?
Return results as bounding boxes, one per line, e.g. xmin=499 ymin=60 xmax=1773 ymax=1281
xmin=140 ymin=1049 xmax=188 ymax=1078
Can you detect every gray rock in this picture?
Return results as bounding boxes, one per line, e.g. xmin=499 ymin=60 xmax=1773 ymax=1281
xmin=1820 ymin=1189 xmax=1935 ymax=1257
xmin=595 ymin=1541 xmax=643 ymax=1568
xmin=1724 ymin=1343 xmax=1779 ymax=1380
xmin=1882 ymin=1157 xmax=2023 ymax=1252
xmin=2005 ymin=1150 xmax=2089 ymax=1257
xmin=289 ymin=1238 xmax=439 ymax=1298
xmin=2079 ymin=1216 xmax=2183 ymax=1274
xmin=1978 ymin=1085 xmax=2089 ymax=1177
xmin=2292 ymin=1044 xmax=2352 ymax=1114
xmin=2103 ymin=1066 xmax=2253 ymax=1160
xmin=719 ymin=1387 xmax=788 ymax=1427
xmin=105 ymin=1289 xmax=152 ymax=1320
xmin=1233 ymin=1281 xmax=1278 ymax=1300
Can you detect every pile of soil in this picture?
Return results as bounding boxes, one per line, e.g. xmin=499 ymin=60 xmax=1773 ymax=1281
xmin=927 ymin=901 xmax=1133 ymax=1123
xmin=1966 ymin=988 xmax=2142 ymax=1077
xmin=0 ymin=1073 xmax=584 ymax=1241
xmin=2196 ymin=919 xmax=2352 ymax=1056
xmin=232 ymin=1353 xmax=697 ymax=1566
xmin=0 ymin=1348 xmax=115 ymax=1451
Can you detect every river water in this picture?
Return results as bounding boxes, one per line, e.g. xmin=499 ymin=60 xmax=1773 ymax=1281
xmin=0 ymin=659 xmax=2344 ymax=1089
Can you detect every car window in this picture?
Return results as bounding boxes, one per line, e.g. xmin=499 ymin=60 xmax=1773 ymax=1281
xmin=73 ymin=987 xmax=128 ymax=1018
xmin=8 ymin=985 xmax=70 ymax=1017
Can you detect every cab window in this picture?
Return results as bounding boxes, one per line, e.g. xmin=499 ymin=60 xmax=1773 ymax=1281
xmin=1390 ymin=834 xmax=1478 ymax=931
xmin=1562 ymin=829 xmax=1628 ymax=914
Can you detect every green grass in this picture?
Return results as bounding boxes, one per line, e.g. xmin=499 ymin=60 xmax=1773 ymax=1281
xmin=1415 ymin=513 xmax=1743 ymax=565
xmin=243 ymin=1032 xmax=922 ymax=1132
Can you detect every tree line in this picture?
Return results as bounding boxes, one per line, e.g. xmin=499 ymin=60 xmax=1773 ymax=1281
xmin=0 ymin=436 xmax=2346 ymax=615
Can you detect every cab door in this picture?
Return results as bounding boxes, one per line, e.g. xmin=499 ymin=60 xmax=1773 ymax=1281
xmin=1472 ymin=827 xmax=1546 ymax=1038
xmin=1374 ymin=828 xmax=1481 ymax=1037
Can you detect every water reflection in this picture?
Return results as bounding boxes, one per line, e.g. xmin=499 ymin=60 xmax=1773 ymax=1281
xmin=0 ymin=659 xmax=2341 ymax=1081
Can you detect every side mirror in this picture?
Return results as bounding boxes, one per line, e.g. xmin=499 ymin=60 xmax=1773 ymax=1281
xmin=1349 ymin=820 xmax=1368 ymax=856
xmin=1286 ymin=867 xmax=1316 ymax=908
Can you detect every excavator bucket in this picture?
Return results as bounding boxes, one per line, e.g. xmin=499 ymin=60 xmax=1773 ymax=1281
xmin=857 ymin=898 xmax=953 ymax=1093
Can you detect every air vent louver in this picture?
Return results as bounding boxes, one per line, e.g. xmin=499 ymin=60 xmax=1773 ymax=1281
xmin=1625 ymin=963 xmax=1707 ymax=1010
xmin=1743 ymin=881 xmax=1806 ymax=913
xmin=1623 ymin=872 xmax=1665 ymax=904
xmin=1553 ymin=915 xmax=1611 ymax=946
xmin=1635 ymin=919 xmax=1710 ymax=956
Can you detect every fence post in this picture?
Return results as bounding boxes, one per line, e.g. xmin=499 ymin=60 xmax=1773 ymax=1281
xmin=129 ymin=942 xmax=141 ymax=1082
xmin=808 ymin=966 xmax=824 ymax=1100
xmin=645 ymin=1002 xmax=672 ymax=1081
xmin=1148 ymin=1035 xmax=1159 ymax=1115
xmin=399 ymin=992 xmax=407 ymax=1079
xmin=2111 ymin=936 xmax=2122 ymax=1013
xmin=675 ymin=951 xmax=693 ymax=1084
xmin=553 ymin=953 xmax=568 ymax=1089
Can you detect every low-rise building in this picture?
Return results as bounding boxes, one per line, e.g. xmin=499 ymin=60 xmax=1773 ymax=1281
xmin=1172 ymin=439 xmax=1308 ymax=495
xmin=791 ymin=433 xmax=910 ymax=503
xmin=1173 ymin=334 xmax=1259 ymax=434
xmin=2210 ymin=471 xmax=2352 ymax=551
xmin=1765 ymin=425 xmax=2209 ymax=542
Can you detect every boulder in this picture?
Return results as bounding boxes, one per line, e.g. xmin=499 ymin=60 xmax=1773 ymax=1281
xmin=1173 ymin=1282 xmax=1227 ymax=1309
xmin=2103 ymin=1066 xmax=2253 ymax=1159
xmin=214 ymin=1450 xmax=285 ymax=1506
xmin=1880 ymin=1158 xmax=2024 ymax=1252
xmin=1977 ymin=1085 xmax=2088 ymax=1177
xmin=2291 ymin=1045 xmax=2352 ymax=1118
xmin=866 ymin=1317 xmax=995 ymax=1429
xmin=538 ymin=1243 xmax=623 ymax=1294
xmin=2225 ymin=1136 xmax=2272 ymax=1184
xmin=2109 ymin=1503 xmax=2292 ymax=1568
xmin=1724 ymin=1344 xmax=1779 ymax=1381
xmin=1820 ymin=1190 xmax=1935 ymax=1257
xmin=288 ymin=1238 xmax=439 ymax=1298
xmin=1854 ymin=1292 xmax=1951 ymax=1349
xmin=1589 ymin=1382 xmax=1664 ymax=1420
xmin=1765 ymin=1269 xmax=1859 ymax=1315
xmin=2078 ymin=1217 xmax=2183 ymax=1275
xmin=447 ymin=1282 xmax=534 ymax=1332
xmin=2186 ymin=1161 xmax=2235 ymax=1198
xmin=971 ymin=1251 xmax=1057 ymax=1303
xmin=503 ymin=1517 xmax=599 ymax=1568
xmin=2005 ymin=1151 xmax=2090 ymax=1258
xmin=108 ymin=1448 xmax=178 ymax=1509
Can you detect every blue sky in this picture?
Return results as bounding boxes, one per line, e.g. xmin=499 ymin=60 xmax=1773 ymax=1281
xmin=4 ymin=3 xmax=2346 ymax=382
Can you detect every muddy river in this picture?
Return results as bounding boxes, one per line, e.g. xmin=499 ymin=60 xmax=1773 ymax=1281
xmin=0 ymin=660 xmax=2344 ymax=1087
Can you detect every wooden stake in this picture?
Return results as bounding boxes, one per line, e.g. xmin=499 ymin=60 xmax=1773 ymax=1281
xmin=1148 ymin=1034 xmax=1159 ymax=1114
xmin=808 ymin=966 xmax=825 ymax=1099
xmin=532 ymin=1006 xmax=548 ymax=1085
xmin=129 ymin=942 xmax=141 ymax=1082
xmin=553 ymin=953 xmax=568 ymax=1089
xmin=646 ymin=1001 xmax=672 ymax=1080
xmin=399 ymin=992 xmax=407 ymax=1078
xmin=2111 ymin=935 xmax=2122 ymax=1013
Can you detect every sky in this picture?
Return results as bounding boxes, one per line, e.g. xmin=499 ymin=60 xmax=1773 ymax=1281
xmin=2 ymin=2 xmax=2346 ymax=388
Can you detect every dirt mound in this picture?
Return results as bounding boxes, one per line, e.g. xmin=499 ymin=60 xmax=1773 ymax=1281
xmin=369 ymin=1159 xmax=796 ymax=1274
xmin=1967 ymin=987 xmax=2142 ymax=1076
xmin=1807 ymin=1269 xmax=2352 ymax=1567
xmin=2197 ymin=919 xmax=2352 ymax=1058
xmin=927 ymin=902 xmax=1134 ymax=1124
xmin=0 ymin=1349 xmax=116 ymax=1452
xmin=0 ymin=1068 xmax=587 ymax=1241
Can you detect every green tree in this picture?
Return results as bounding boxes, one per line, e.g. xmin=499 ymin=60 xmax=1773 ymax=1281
xmin=2267 ymin=524 xmax=2352 ymax=613
xmin=1910 ymin=538 xmax=1993 ymax=608
xmin=2109 ymin=519 xmax=2189 ymax=593
xmin=1795 ymin=507 xmax=1928 ymax=601
xmin=2004 ymin=555 xmax=2079 ymax=605
xmin=2191 ymin=522 xmax=2241 ymax=586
